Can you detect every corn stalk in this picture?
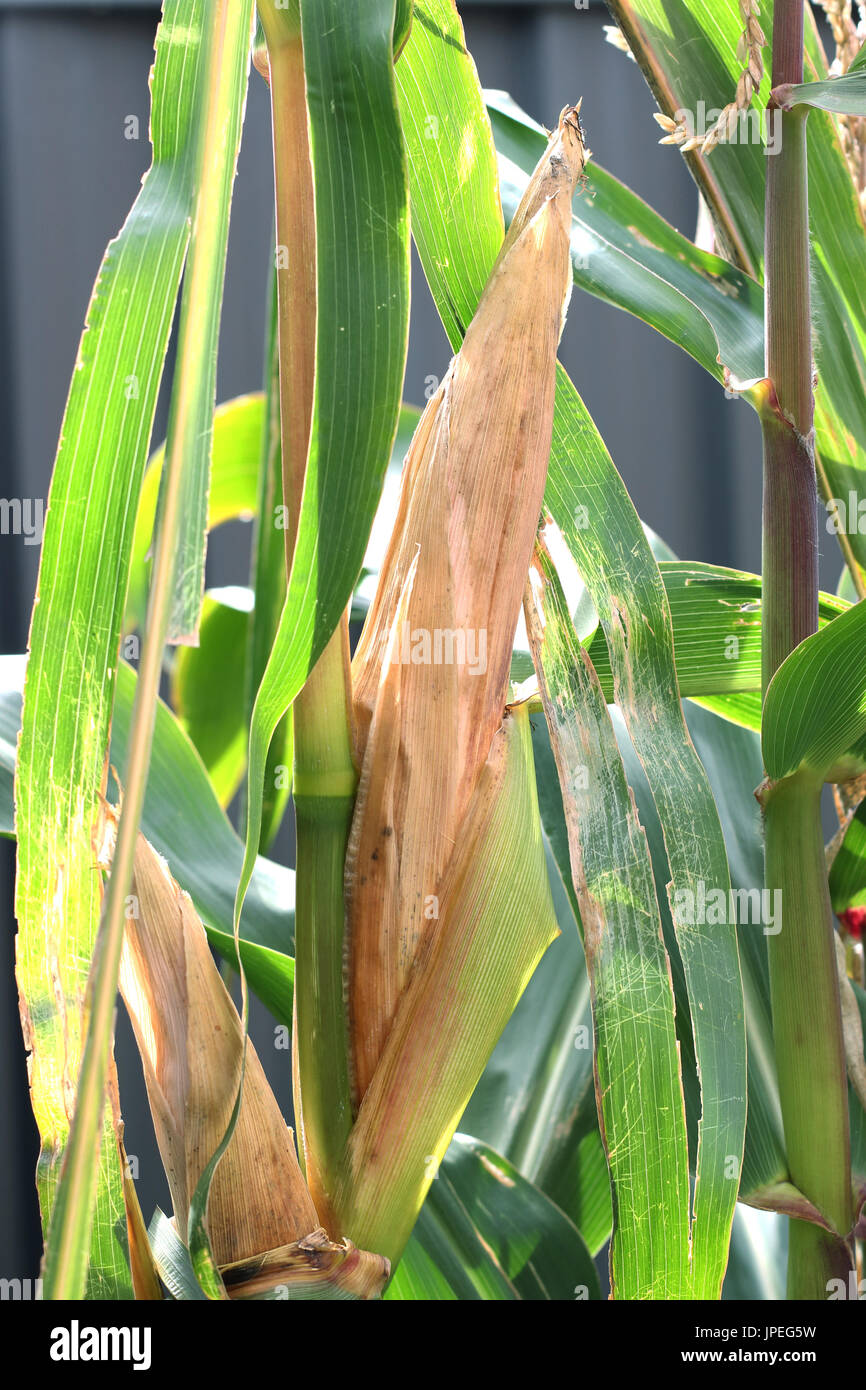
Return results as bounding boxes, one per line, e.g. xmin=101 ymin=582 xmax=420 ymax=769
xmin=759 ymin=0 xmax=854 ymax=1297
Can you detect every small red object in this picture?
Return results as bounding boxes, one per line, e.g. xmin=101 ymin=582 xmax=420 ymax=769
xmin=839 ymin=906 xmax=866 ymax=940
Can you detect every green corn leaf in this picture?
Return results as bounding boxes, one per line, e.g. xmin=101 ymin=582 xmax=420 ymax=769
xmin=679 ymin=701 xmax=787 ymax=1203
xmin=153 ymin=5 xmax=254 ymax=643
xmin=234 ymin=0 xmax=410 ymax=946
xmin=762 ymin=598 xmax=866 ymax=782
xmin=149 ymin=1210 xmax=209 ymax=1301
xmin=586 ymin=563 xmax=848 ymax=716
xmin=36 ymin=0 xmax=256 ymax=1298
xmin=542 ymin=311 xmax=746 ymax=1270
xmin=13 ymin=0 xmax=212 ymax=1298
xmin=244 ymin=275 xmax=291 ymax=851
xmin=851 ymin=39 xmax=866 ymax=73
xmin=126 ymin=393 xmax=264 ymax=635
xmin=774 ymin=72 xmax=866 ymax=115
xmin=163 ymin=399 xmax=420 ymax=823
xmin=394 ymin=0 xmax=414 ymax=58
xmin=525 ymin=547 xmax=691 ymax=1298
xmin=396 ymin=2 xmax=503 ymax=342
xmin=830 ymin=800 xmax=866 ymax=914
xmin=567 ymin=662 xmax=786 ymax=1211
xmin=172 ymin=588 xmax=252 ymax=808
xmin=467 ymin=695 xmax=785 ymax=1256
xmin=386 ymin=1134 xmax=600 ymax=1301
xmin=1 ymin=657 xmax=295 ymax=1029
xmin=624 ymin=538 xmax=785 ymax=1204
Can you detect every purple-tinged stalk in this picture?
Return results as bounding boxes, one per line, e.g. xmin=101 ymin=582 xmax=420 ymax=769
xmin=760 ymin=0 xmax=854 ymax=1299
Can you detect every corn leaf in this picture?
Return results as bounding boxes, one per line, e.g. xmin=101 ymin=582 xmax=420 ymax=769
xmin=679 ymin=702 xmax=786 ymax=1204
xmin=464 ymin=693 xmax=787 ymax=1253
xmin=525 ymin=548 xmax=692 ymax=1298
xmin=1 ymin=657 xmax=295 ymax=1028
xmin=762 ymin=598 xmax=866 ymax=782
xmin=244 ymin=276 xmax=291 ymax=851
xmin=12 ymin=0 xmax=213 ymax=1297
xmin=172 ymin=588 xmax=252 ymax=808
xmin=40 ymin=3 xmax=255 ymax=1301
xmin=386 ymin=1134 xmax=600 ymax=1301
xmin=775 ymin=72 xmax=866 ymax=115
xmin=149 ymin=1210 xmax=209 ymax=1301
xmin=830 ymin=801 xmax=866 ymax=913
xmin=586 ymin=563 xmax=848 ymax=718
xmin=126 ymin=393 xmax=264 ymax=635
xmin=153 ymin=6 xmax=253 ymax=643
xmin=167 ymin=404 xmax=420 ymax=817
xmin=234 ymin=0 xmax=410 ymax=941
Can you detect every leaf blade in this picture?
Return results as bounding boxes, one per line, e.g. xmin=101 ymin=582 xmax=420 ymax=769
xmin=13 ymin=0 xmax=210 ymax=1297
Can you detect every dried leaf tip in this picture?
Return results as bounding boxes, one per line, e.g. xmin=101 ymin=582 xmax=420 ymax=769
xmin=543 ymin=101 xmax=590 ymax=189
xmin=492 ymin=99 xmax=589 ymax=279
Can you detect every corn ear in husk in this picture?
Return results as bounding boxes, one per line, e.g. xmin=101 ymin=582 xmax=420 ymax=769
xmin=333 ymin=108 xmax=586 ymax=1265
xmin=346 ymin=106 xmax=588 ymax=1105
xmin=335 ymin=702 xmax=559 ymax=1268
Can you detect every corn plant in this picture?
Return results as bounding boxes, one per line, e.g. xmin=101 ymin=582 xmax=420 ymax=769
xmin=4 ymin=0 xmax=866 ymax=1303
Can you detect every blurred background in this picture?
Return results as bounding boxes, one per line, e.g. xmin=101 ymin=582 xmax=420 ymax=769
xmin=0 ymin=0 xmax=838 ymax=1283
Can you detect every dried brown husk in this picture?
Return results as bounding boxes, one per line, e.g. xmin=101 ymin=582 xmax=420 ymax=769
xmin=345 ymin=106 xmax=587 ymax=1104
xmin=99 ymin=808 xmax=388 ymax=1298
xmin=220 ymin=1228 xmax=388 ymax=1301
xmin=334 ymin=703 xmax=560 ymax=1267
